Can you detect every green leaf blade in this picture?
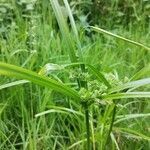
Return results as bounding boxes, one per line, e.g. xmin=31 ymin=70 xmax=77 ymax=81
xmin=103 ymin=92 xmax=150 ymax=100
xmin=0 ymin=62 xmax=80 ymax=100
xmin=50 ymin=0 xmax=77 ymax=63
xmin=87 ymin=64 xmax=111 ymax=88
xmin=90 ymin=26 xmax=150 ymax=51
xmin=109 ymin=78 xmax=150 ymax=93
xmin=0 ymin=80 xmax=29 ymax=90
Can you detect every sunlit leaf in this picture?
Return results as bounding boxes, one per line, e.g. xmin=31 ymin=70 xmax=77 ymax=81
xmin=38 ymin=63 xmax=64 ymax=75
xmin=0 ymin=80 xmax=29 ymax=90
xmin=115 ymin=113 xmax=150 ymax=124
xmin=114 ymin=127 xmax=150 ymax=141
xmin=35 ymin=105 xmax=84 ymax=117
xmin=131 ymin=64 xmax=150 ymax=80
xmin=103 ymin=92 xmax=150 ymax=100
xmin=109 ymin=78 xmax=150 ymax=93
xmin=0 ymin=62 xmax=80 ymax=100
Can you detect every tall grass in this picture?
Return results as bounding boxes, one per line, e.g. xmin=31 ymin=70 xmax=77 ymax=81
xmin=0 ymin=0 xmax=150 ymax=149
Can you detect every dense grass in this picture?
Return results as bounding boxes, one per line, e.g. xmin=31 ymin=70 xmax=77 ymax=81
xmin=0 ymin=0 xmax=150 ymax=149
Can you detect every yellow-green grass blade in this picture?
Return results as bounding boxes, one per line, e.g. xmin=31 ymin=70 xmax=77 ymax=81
xmin=131 ymin=64 xmax=150 ymax=80
xmin=0 ymin=62 xmax=80 ymax=100
xmin=108 ymin=78 xmax=150 ymax=94
xmin=63 ymin=0 xmax=83 ymax=60
xmin=0 ymin=80 xmax=29 ymax=90
xmin=90 ymin=26 xmax=150 ymax=51
xmin=35 ymin=105 xmax=84 ymax=118
xmin=113 ymin=127 xmax=150 ymax=141
xmin=102 ymin=92 xmax=150 ymax=100
xmin=115 ymin=113 xmax=150 ymax=124
xmin=110 ymin=133 xmax=120 ymax=150
xmin=87 ymin=64 xmax=111 ymax=88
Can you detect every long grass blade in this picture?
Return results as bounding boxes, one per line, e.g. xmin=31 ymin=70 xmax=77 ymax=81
xmin=50 ymin=0 xmax=77 ymax=62
xmin=0 ymin=80 xmax=29 ymax=90
xmin=102 ymin=92 xmax=150 ymax=100
xmin=68 ymin=139 xmax=87 ymax=149
xmin=35 ymin=105 xmax=84 ymax=117
xmin=115 ymin=113 xmax=150 ymax=124
xmin=110 ymin=133 xmax=120 ymax=150
xmin=90 ymin=26 xmax=150 ymax=51
xmin=63 ymin=0 xmax=83 ymax=60
xmin=0 ymin=62 xmax=80 ymax=100
xmin=131 ymin=64 xmax=150 ymax=80
xmin=87 ymin=65 xmax=111 ymax=88
xmin=114 ymin=127 xmax=150 ymax=141
xmin=109 ymin=78 xmax=150 ymax=94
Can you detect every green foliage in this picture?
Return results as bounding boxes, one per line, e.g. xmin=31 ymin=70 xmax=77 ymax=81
xmin=89 ymin=0 xmax=150 ymax=27
xmin=0 ymin=62 xmax=80 ymax=100
xmin=0 ymin=0 xmax=150 ymax=149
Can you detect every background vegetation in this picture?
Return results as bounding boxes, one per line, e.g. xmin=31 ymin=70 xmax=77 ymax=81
xmin=0 ymin=0 xmax=150 ymax=149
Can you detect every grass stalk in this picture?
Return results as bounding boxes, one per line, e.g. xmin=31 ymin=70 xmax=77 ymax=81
xmin=1 ymin=0 xmax=149 ymax=149
xmin=84 ymin=103 xmax=90 ymax=150
xmin=50 ymin=0 xmax=78 ymax=62
xmin=50 ymin=1 xmax=90 ymax=149
xmin=105 ymin=104 xmax=117 ymax=148
xmin=61 ymin=1 xmax=90 ymax=148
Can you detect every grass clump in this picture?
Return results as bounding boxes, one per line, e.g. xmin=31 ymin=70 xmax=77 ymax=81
xmin=0 ymin=0 xmax=150 ymax=149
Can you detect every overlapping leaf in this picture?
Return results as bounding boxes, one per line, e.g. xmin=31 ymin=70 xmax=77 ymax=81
xmin=0 ymin=62 xmax=80 ymax=100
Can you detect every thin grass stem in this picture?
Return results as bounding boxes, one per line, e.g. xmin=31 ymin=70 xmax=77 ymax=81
xmin=91 ymin=26 xmax=150 ymax=51
xmin=105 ymin=104 xmax=117 ymax=148
xmin=84 ymin=103 xmax=90 ymax=150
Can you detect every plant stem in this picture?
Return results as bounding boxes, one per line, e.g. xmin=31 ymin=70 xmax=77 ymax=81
xmin=80 ymin=64 xmax=90 ymax=150
xmin=105 ymin=104 xmax=117 ymax=147
xmin=60 ymin=2 xmax=90 ymax=148
xmin=84 ymin=103 xmax=90 ymax=150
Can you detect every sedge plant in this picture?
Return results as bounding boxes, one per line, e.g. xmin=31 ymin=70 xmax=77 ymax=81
xmin=0 ymin=0 xmax=150 ymax=149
